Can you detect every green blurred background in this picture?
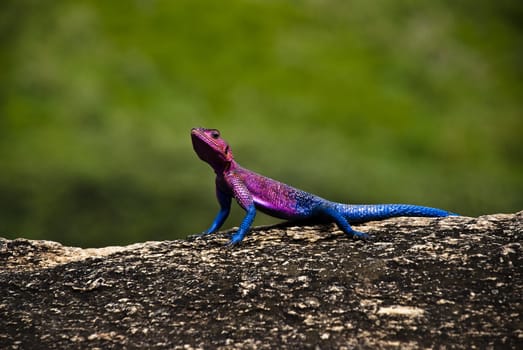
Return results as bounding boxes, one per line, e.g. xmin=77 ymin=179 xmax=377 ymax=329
xmin=1 ymin=0 xmax=521 ymax=247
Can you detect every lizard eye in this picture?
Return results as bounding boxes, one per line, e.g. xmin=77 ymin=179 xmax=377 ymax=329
xmin=210 ymin=130 xmax=220 ymax=139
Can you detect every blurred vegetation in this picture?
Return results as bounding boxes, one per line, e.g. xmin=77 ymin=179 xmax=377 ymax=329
xmin=0 ymin=0 xmax=521 ymax=247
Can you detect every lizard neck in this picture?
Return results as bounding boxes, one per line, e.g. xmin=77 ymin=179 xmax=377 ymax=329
xmin=214 ymin=159 xmax=239 ymax=176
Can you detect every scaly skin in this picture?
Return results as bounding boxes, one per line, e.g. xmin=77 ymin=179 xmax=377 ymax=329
xmin=191 ymin=128 xmax=456 ymax=245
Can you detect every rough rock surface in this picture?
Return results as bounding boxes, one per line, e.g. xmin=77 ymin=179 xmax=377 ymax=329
xmin=1 ymin=212 xmax=522 ymax=349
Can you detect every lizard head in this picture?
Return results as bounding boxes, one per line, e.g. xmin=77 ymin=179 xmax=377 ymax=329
xmin=191 ymin=128 xmax=234 ymax=171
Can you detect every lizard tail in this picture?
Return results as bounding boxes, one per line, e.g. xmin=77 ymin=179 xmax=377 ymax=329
xmin=335 ymin=203 xmax=457 ymax=223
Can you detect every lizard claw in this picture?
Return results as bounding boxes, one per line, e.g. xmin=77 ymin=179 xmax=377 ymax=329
xmin=193 ymin=231 xmax=214 ymax=240
xmin=352 ymin=230 xmax=372 ymax=241
xmin=225 ymin=241 xmax=237 ymax=248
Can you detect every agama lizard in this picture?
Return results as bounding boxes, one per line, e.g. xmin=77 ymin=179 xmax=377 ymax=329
xmin=191 ymin=127 xmax=456 ymax=245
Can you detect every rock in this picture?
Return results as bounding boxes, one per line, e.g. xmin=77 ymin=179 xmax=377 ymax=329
xmin=1 ymin=212 xmax=522 ymax=349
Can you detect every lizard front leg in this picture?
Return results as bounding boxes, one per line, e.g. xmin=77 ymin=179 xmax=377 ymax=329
xmin=227 ymin=175 xmax=257 ymax=245
xmin=203 ymin=187 xmax=232 ymax=235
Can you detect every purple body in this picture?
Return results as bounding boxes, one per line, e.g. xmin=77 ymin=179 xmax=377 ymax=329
xmin=224 ymin=166 xmax=317 ymax=220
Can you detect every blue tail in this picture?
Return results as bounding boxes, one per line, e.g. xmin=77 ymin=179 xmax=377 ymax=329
xmin=335 ymin=203 xmax=457 ymax=223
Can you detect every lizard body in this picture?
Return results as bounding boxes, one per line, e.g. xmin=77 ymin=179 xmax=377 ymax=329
xmin=191 ymin=127 xmax=456 ymax=245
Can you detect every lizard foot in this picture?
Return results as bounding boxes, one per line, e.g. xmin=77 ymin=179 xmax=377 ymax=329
xmin=227 ymin=233 xmax=246 ymax=246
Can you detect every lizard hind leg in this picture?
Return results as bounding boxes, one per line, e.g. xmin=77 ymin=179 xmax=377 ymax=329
xmin=321 ymin=206 xmax=371 ymax=240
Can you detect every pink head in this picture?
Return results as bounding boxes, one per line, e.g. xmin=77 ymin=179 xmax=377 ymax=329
xmin=191 ymin=128 xmax=234 ymax=172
